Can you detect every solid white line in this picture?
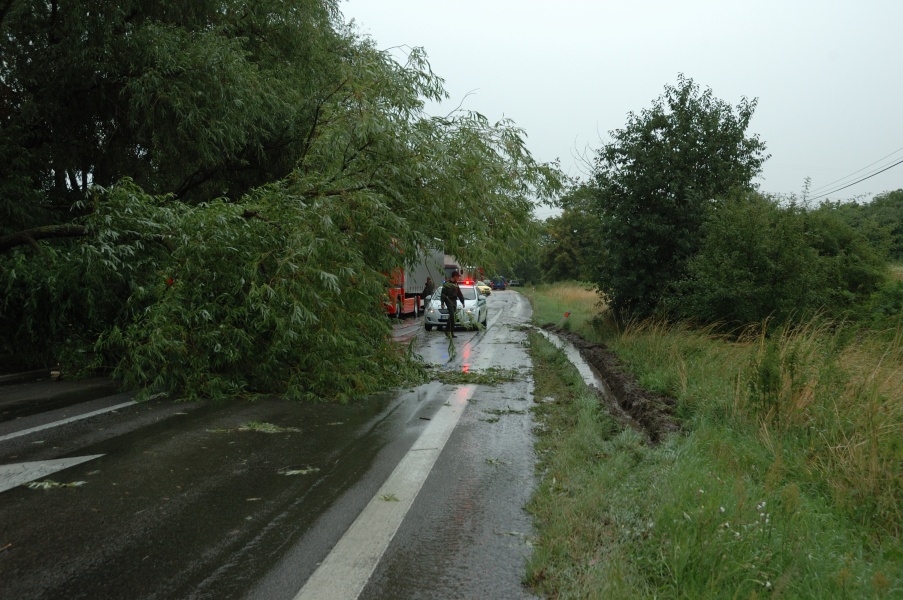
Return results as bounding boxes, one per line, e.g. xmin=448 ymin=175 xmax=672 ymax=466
xmin=0 ymin=400 xmax=137 ymax=443
xmin=294 ymin=384 xmax=477 ymax=600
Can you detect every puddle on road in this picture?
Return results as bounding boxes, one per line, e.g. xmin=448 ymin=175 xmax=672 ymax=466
xmin=535 ymin=329 xmax=611 ymax=393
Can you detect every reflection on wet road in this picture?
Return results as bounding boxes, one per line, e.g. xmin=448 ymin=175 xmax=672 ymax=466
xmin=295 ymin=383 xmax=477 ymax=599
xmin=359 ymin=291 xmax=538 ymax=599
xmin=255 ymin=290 xmax=537 ymax=599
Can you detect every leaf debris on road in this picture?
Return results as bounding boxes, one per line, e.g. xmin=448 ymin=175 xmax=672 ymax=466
xmin=207 ymin=421 xmax=301 ymax=434
xmin=278 ymin=467 xmax=319 ymax=476
xmin=25 ymin=480 xmax=87 ymax=490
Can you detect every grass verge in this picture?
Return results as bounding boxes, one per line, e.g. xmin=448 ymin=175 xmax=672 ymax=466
xmin=523 ymin=282 xmax=902 ymax=599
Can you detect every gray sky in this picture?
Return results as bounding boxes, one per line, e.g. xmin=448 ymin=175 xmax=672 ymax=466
xmin=341 ymin=0 xmax=903 ymax=219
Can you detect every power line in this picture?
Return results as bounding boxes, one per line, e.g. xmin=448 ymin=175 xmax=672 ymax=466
xmin=807 ymin=145 xmax=903 ymax=194
xmin=807 ymin=157 xmax=903 ymax=202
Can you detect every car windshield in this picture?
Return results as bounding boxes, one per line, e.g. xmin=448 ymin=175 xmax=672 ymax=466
xmin=460 ymin=287 xmax=477 ymax=300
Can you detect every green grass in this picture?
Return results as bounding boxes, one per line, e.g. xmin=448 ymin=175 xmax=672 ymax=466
xmin=523 ymin=282 xmax=902 ymax=599
xmin=526 ymin=281 xmax=601 ymax=333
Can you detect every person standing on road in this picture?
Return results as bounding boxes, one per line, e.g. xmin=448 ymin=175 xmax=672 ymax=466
xmin=440 ymin=271 xmax=465 ymax=338
xmin=422 ymin=276 xmax=435 ymax=314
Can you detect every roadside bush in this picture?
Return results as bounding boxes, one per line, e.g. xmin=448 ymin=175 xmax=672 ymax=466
xmin=807 ymin=205 xmax=890 ymax=313
xmin=830 ymin=189 xmax=903 ymax=261
xmin=862 ymin=278 xmax=903 ymax=329
xmin=668 ymin=192 xmax=887 ymax=327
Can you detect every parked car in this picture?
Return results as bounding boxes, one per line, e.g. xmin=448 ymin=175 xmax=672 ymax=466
xmin=475 ymin=280 xmax=492 ymax=296
xmin=508 ymin=279 xmax=522 ymax=287
xmin=423 ymin=282 xmax=488 ymax=331
xmin=490 ymin=277 xmax=507 ymax=290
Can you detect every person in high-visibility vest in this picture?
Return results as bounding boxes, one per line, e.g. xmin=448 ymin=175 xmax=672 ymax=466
xmin=440 ymin=271 xmax=465 ymax=338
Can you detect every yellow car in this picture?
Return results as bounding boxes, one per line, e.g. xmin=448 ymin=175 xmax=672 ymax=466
xmin=475 ymin=280 xmax=492 ymax=296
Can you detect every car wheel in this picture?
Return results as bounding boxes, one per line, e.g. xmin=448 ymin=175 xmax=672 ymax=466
xmin=481 ymin=310 xmax=487 ymax=326
xmin=425 ymin=323 xmax=433 ymax=331
xmin=395 ymin=299 xmax=403 ymax=319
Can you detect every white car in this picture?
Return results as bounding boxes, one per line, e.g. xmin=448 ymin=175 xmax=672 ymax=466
xmin=423 ymin=282 xmax=488 ymax=331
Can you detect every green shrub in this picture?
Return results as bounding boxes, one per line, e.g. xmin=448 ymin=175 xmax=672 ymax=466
xmin=669 ymin=192 xmax=887 ymax=327
xmin=862 ymin=278 xmax=903 ymax=328
xmin=590 ymin=76 xmax=767 ymax=318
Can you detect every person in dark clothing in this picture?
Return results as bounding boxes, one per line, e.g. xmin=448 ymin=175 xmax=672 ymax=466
xmin=421 ymin=276 xmax=435 ymax=314
xmin=440 ymin=271 xmax=466 ymax=337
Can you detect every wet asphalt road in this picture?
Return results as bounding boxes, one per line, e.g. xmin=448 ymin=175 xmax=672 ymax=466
xmin=0 ymin=291 xmax=538 ymax=599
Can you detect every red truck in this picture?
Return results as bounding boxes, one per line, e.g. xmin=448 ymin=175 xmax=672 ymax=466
xmin=385 ymin=247 xmax=445 ymax=318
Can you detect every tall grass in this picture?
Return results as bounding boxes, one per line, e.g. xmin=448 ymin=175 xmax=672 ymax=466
xmin=741 ymin=320 xmax=903 ymax=534
xmin=522 ymin=282 xmax=902 ymax=598
xmin=525 ymin=282 xmax=601 ymax=332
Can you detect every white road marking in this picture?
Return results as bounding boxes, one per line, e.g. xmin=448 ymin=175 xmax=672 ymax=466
xmin=294 ymin=384 xmax=476 ymax=600
xmin=293 ymin=333 xmax=501 ymax=599
xmin=0 ymin=455 xmax=105 ymax=493
xmin=0 ymin=400 xmax=137 ymax=443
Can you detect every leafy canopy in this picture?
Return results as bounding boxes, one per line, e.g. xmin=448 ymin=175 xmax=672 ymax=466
xmin=0 ymin=0 xmax=344 ymax=229
xmin=540 ymin=184 xmax=600 ymax=283
xmin=0 ymin=3 xmax=561 ymax=400
xmin=666 ymin=192 xmax=888 ymax=326
xmin=827 ymin=189 xmax=903 ymax=261
xmin=591 ymin=75 xmax=768 ymax=317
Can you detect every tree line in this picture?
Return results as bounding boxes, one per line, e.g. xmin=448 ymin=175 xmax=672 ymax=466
xmin=537 ymin=76 xmax=902 ymax=330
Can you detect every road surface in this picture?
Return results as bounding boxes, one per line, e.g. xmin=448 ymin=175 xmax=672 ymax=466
xmin=0 ymin=291 xmax=538 ymax=600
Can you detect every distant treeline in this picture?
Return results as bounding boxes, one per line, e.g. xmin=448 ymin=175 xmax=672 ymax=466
xmin=535 ymin=77 xmax=902 ymax=330
xmin=828 ymin=189 xmax=903 ymax=261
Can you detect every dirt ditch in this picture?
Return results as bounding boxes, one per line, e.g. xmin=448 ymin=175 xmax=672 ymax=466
xmin=541 ymin=325 xmax=680 ymax=444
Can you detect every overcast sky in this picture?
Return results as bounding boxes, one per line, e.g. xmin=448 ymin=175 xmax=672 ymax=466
xmin=341 ymin=0 xmax=903 ymax=219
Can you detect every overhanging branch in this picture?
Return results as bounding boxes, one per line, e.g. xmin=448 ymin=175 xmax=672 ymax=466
xmin=0 ymin=224 xmax=88 ymax=253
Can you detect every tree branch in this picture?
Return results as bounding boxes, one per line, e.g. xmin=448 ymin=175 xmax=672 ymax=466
xmin=242 ymin=209 xmax=280 ymax=228
xmin=0 ymin=224 xmax=88 ymax=253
